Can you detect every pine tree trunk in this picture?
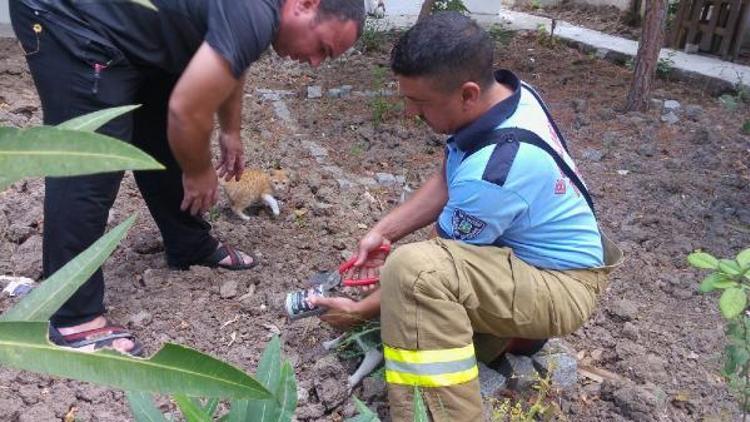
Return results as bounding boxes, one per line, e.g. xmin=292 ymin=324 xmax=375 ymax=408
xmin=626 ymin=0 xmax=668 ymax=111
xmin=418 ymin=0 xmax=436 ymax=21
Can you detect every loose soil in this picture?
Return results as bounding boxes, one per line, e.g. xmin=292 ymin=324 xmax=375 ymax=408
xmin=1 ymin=28 xmax=749 ymax=421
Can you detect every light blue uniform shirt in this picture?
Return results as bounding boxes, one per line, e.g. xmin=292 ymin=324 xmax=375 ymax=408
xmin=436 ymin=70 xmax=603 ymax=270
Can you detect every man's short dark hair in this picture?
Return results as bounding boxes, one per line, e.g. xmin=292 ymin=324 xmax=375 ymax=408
xmin=317 ymin=0 xmax=366 ymax=37
xmin=391 ymin=12 xmax=495 ymax=91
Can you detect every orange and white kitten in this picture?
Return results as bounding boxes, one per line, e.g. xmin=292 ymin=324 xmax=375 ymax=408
xmin=222 ymin=169 xmax=289 ymax=220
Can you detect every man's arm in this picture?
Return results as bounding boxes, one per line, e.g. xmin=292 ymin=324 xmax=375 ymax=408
xmin=216 ymin=73 xmax=247 ymax=181
xmin=168 ymin=42 xmax=240 ymax=214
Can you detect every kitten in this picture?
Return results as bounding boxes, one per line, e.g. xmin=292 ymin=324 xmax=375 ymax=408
xmin=222 ymin=169 xmax=289 ymax=220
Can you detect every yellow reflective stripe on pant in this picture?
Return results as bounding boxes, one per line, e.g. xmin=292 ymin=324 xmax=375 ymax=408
xmin=384 ymin=344 xmax=479 ymax=387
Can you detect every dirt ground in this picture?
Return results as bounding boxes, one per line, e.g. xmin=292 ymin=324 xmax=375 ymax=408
xmin=1 ymin=25 xmax=750 ymax=422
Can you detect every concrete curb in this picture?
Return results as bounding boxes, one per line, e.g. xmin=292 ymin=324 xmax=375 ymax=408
xmin=0 ymin=23 xmax=13 ymax=39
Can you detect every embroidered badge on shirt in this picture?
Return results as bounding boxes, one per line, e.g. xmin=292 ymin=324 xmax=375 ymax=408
xmin=451 ymin=209 xmax=487 ymax=240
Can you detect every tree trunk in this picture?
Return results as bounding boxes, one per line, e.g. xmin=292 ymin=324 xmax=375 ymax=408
xmin=626 ymin=0 xmax=668 ymax=111
xmin=418 ymin=0 xmax=436 ymax=21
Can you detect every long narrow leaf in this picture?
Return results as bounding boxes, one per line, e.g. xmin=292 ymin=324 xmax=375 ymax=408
xmin=413 ymin=386 xmax=428 ymax=422
xmin=228 ymin=336 xmax=282 ymax=422
xmin=174 ymin=395 xmax=212 ymax=422
xmin=201 ymin=398 xmax=220 ymax=417
xmin=1 ymin=216 xmax=136 ymax=322
xmin=0 ymin=322 xmax=273 ymax=400
xmin=0 ymin=126 xmax=164 ymax=190
xmin=274 ymin=362 xmax=298 ymax=422
xmin=57 ymin=105 xmax=141 ymax=132
xmin=126 ymin=391 xmax=170 ymax=422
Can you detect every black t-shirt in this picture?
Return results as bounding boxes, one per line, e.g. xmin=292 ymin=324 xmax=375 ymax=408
xmin=19 ymin=0 xmax=282 ymax=77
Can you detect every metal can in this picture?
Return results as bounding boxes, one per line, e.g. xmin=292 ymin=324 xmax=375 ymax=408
xmin=285 ymin=285 xmax=328 ymax=320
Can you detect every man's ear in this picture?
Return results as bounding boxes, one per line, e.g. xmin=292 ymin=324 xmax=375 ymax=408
xmin=460 ymin=81 xmax=482 ymax=111
xmin=296 ymin=0 xmax=321 ymax=15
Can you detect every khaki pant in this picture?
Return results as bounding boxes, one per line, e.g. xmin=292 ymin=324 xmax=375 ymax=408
xmin=380 ymin=236 xmax=622 ymax=421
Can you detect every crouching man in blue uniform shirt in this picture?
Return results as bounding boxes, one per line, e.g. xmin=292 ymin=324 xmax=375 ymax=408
xmin=311 ymin=12 xmax=623 ymax=421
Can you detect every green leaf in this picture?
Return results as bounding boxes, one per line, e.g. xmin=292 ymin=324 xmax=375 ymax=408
xmin=719 ymin=259 xmax=743 ymax=276
xmin=228 ymin=336 xmax=282 ymax=422
xmin=699 ymin=273 xmax=738 ymax=292
xmin=737 ymin=248 xmax=750 ymax=270
xmin=719 ymin=287 xmax=748 ymax=319
xmin=687 ymin=252 xmax=719 ymax=269
xmin=0 ymin=126 xmax=164 ymax=190
xmin=0 ymin=322 xmax=273 ymax=400
xmin=174 ymin=395 xmax=212 ymax=422
xmin=57 ymin=105 xmax=141 ymax=132
xmin=201 ymin=398 xmax=220 ymax=417
xmin=126 ymin=391 xmax=170 ymax=422
xmin=0 ymin=216 xmax=136 ymax=322
xmin=413 ymin=386 xmax=429 ymax=422
xmin=346 ymin=397 xmax=381 ymax=422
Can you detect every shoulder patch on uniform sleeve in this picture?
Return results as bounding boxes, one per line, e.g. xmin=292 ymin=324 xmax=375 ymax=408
xmin=451 ymin=209 xmax=487 ymax=240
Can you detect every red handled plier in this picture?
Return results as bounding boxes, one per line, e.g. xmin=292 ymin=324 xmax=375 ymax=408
xmin=337 ymin=244 xmax=392 ymax=286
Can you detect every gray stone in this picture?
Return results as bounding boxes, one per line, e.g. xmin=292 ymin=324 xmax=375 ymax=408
xmin=499 ymin=354 xmax=538 ymax=391
xmin=595 ymin=48 xmax=609 ymax=59
xmin=220 ymin=280 xmax=239 ymax=299
xmin=340 ymin=85 xmax=353 ymax=96
xmin=660 ymin=111 xmax=679 ymax=124
xmin=622 ymin=321 xmax=639 ymax=340
xmin=649 ymin=98 xmax=663 ymax=110
xmin=327 ymin=88 xmax=344 ymax=98
xmin=13 ymin=235 xmax=43 ymax=280
xmin=478 ymin=362 xmax=507 ymax=397
xmin=571 ymin=98 xmax=588 ymax=113
xmin=611 ymin=382 xmax=668 ymax=420
xmin=362 ymin=375 xmax=387 ymax=401
xmin=573 ymin=115 xmax=590 ymax=129
xmin=6 ymin=223 xmax=34 ymax=244
xmin=307 ymin=85 xmax=323 ymax=99
xmin=532 ymin=352 xmax=577 ymax=390
xmin=684 ymin=104 xmax=704 ymax=121
xmin=663 ymin=99 xmax=681 ymax=112
xmin=272 ymin=100 xmax=293 ymax=123
xmin=637 ymin=142 xmax=656 ymax=157
xmin=581 ymin=148 xmax=604 ymax=162
xmin=375 ymin=172 xmax=398 ymax=187
xmin=609 ymin=299 xmax=638 ymax=321
xmin=302 ymin=140 xmax=328 ymax=158
xmin=130 ymin=310 xmax=153 ymax=327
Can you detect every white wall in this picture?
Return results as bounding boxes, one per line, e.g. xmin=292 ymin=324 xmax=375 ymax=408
xmin=0 ymin=0 xmax=9 ymax=25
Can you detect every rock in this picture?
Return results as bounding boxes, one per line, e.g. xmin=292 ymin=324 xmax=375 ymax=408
xmin=683 ymin=104 xmax=704 ymax=121
xmin=649 ymin=98 xmax=663 ymax=110
xmin=663 ymin=99 xmax=681 ymax=112
xmin=498 ymin=354 xmax=538 ymax=391
xmin=690 ymin=127 xmax=711 ymax=145
xmin=306 ymin=85 xmax=323 ymax=99
xmin=571 ymin=98 xmax=588 ymax=113
xmin=6 ymin=223 xmax=34 ymax=244
xmin=622 ymin=321 xmax=639 ymax=340
xmin=131 ymin=233 xmax=164 ymax=255
xmin=313 ymin=355 xmax=350 ymax=410
xmin=296 ymin=403 xmax=326 ymax=420
xmin=601 ymin=131 xmax=620 ymax=149
xmin=220 ymin=280 xmax=239 ymax=299
xmin=598 ymin=108 xmax=616 ymax=121
xmin=581 ymin=148 xmax=604 ymax=162
xmin=297 ymin=381 xmax=312 ymax=406
xmin=375 ymin=172 xmax=397 ymax=187
xmin=362 ymin=375 xmax=387 ymax=401
xmin=13 ymin=235 xmax=43 ymax=279
xmin=611 ymin=382 xmax=668 ymax=420
xmin=478 ymin=362 xmax=507 ymax=396
xmin=0 ymin=210 xmax=7 ymax=239
xmin=608 ymin=299 xmax=638 ymax=321
xmin=573 ymin=115 xmax=590 ymax=129
xmin=595 ymin=48 xmax=608 ymax=59
xmin=637 ymin=142 xmax=656 ymax=157
xmin=130 ymin=310 xmax=153 ymax=327
xmin=660 ymin=111 xmax=679 ymax=124
xmin=532 ymin=352 xmax=577 ymax=390
xmin=272 ymin=100 xmax=292 ymax=123
xmin=302 ymin=140 xmax=328 ymax=159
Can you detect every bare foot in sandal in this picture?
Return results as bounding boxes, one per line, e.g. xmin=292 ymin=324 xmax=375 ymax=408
xmin=52 ymin=315 xmax=143 ymax=356
xmin=202 ymin=243 xmax=258 ymax=270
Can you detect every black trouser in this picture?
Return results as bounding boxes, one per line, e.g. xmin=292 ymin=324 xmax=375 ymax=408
xmin=11 ymin=2 xmax=219 ymax=327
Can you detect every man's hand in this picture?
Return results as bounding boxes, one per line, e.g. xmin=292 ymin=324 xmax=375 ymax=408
xmin=180 ymin=168 xmax=219 ymax=215
xmin=308 ymin=296 xmax=366 ymax=330
xmin=343 ymin=230 xmax=391 ymax=292
xmin=217 ymin=131 xmax=245 ymax=182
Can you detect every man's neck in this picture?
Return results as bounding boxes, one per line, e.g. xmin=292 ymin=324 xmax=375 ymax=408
xmin=480 ymin=80 xmax=514 ymax=115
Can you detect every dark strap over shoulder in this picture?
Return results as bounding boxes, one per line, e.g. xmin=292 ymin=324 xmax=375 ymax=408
xmin=462 ymin=127 xmax=596 ymax=216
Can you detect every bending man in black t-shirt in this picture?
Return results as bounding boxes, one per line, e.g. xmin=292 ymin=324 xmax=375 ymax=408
xmin=10 ymin=0 xmax=364 ymax=355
